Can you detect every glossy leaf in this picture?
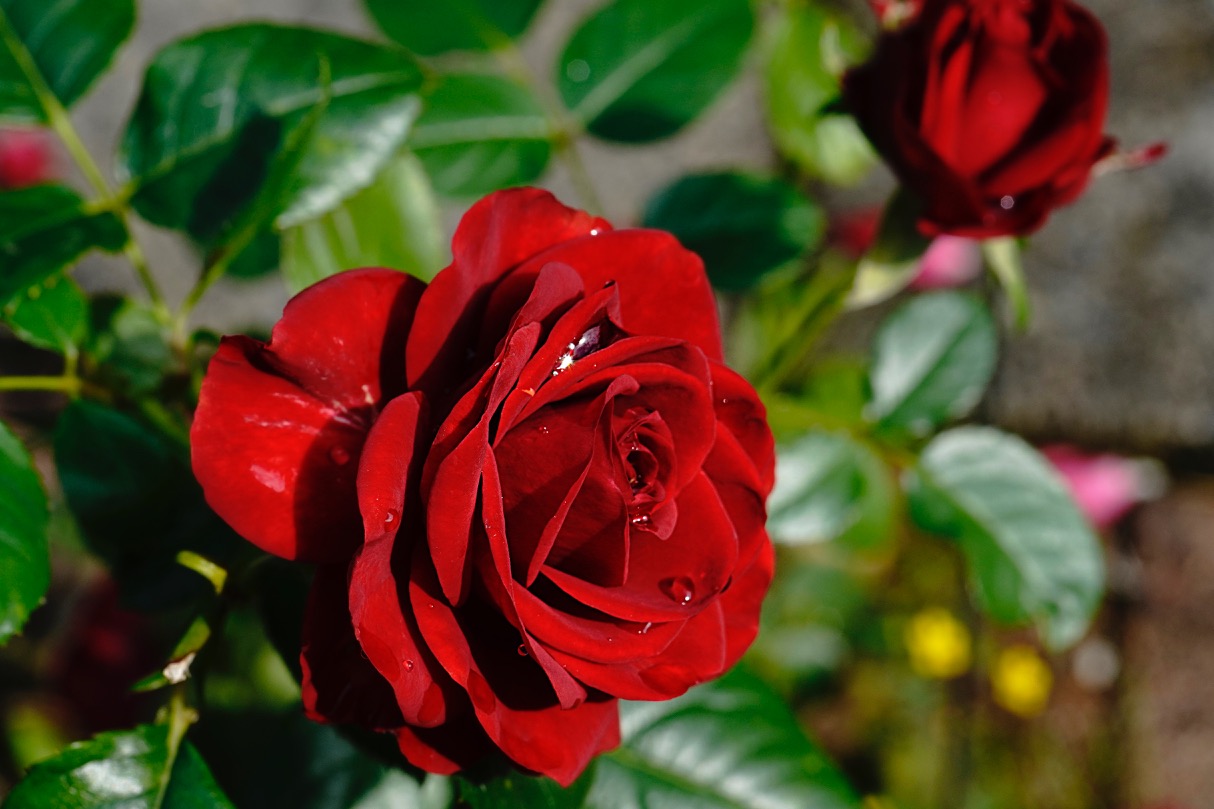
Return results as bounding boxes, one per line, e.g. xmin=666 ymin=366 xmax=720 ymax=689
xmin=456 ymin=769 xmax=592 ymax=809
xmin=2 ymin=272 xmax=87 ymax=354
xmin=867 ymin=292 xmax=998 ymax=437
xmin=558 ymin=0 xmax=754 ymax=142
xmin=54 ymin=401 xmax=242 ymax=610
xmin=0 ymin=0 xmax=135 ymax=121
xmin=846 ymin=189 xmax=931 ymax=308
xmin=410 ymin=72 xmax=552 ymax=197
xmin=643 ymin=172 xmax=823 ymax=292
xmin=282 ymin=154 xmax=444 ymax=293
xmin=907 ymin=427 xmax=1105 ymax=650
xmin=765 ymin=3 xmax=874 ymax=185
xmin=120 ymin=25 xmax=424 ymax=240
xmin=3 ymin=724 xmax=234 ymax=808
xmin=363 ymin=0 xmax=543 ymax=55
xmin=588 ymin=666 xmax=859 ymax=809
xmin=87 ymin=296 xmax=173 ymax=395
xmin=0 ymin=418 xmax=48 ymax=644
xmin=768 ymin=430 xmax=895 ymax=550
xmin=0 ymin=185 xmax=126 ymax=308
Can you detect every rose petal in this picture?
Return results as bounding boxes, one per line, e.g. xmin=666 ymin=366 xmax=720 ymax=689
xmin=407 ymin=189 xmax=609 ymax=399
xmin=301 ymin=564 xmax=402 ymax=731
xmin=395 ymin=709 xmax=493 ymax=776
xmin=719 ymin=539 xmax=775 ymax=665
xmin=191 ymin=269 xmax=425 ymax=561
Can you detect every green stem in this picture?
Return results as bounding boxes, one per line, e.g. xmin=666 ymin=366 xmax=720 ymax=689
xmin=0 ymin=7 xmax=170 ymax=322
xmin=173 ymin=219 xmax=262 ymax=344
xmin=152 ymin=685 xmax=196 ymax=809
xmin=0 ymin=375 xmax=80 ymax=394
xmin=492 ymin=44 xmax=605 ymax=215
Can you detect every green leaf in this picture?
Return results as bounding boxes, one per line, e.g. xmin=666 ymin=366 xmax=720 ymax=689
xmin=0 ymin=185 xmax=127 ymax=308
xmin=767 ymin=430 xmax=895 ymax=550
xmin=866 ymin=291 xmax=998 ymax=437
xmin=846 ymin=188 xmax=931 ymax=308
xmin=0 ymin=418 xmax=49 ymax=644
xmin=2 ymin=272 xmax=87 ymax=354
xmin=3 ymin=724 xmax=234 ymax=808
xmin=642 ymin=172 xmax=823 ymax=292
xmin=907 ymin=427 xmax=1105 ymax=650
xmin=589 ymin=666 xmax=859 ymax=809
xmin=0 ymin=0 xmax=135 ymax=122
xmin=456 ymin=769 xmax=591 ymax=809
xmin=558 ymin=0 xmax=754 ymax=143
xmin=363 ymin=0 xmax=543 ymax=55
xmin=282 ymin=154 xmax=445 ymax=293
xmin=87 ymin=296 xmax=173 ymax=395
xmin=54 ymin=401 xmax=242 ymax=610
xmin=982 ymin=236 xmax=1031 ymax=329
xmin=410 ymin=72 xmax=553 ymax=198
xmin=119 ymin=24 xmax=425 ymax=241
xmin=764 ymin=4 xmax=874 ymax=185
xmin=192 ymin=708 xmax=446 ymax=809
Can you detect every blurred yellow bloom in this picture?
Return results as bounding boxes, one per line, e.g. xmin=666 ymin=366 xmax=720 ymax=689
xmin=904 ymin=608 xmax=972 ymax=679
xmin=991 ymin=644 xmax=1053 ymax=717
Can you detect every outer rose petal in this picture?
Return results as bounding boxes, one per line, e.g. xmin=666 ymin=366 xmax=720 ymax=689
xmin=407 ymin=188 xmax=610 ymax=398
xmin=191 ymin=269 xmax=424 ymax=561
xmin=396 ymin=713 xmax=494 ymax=776
xmin=301 ymin=564 xmax=403 ymax=731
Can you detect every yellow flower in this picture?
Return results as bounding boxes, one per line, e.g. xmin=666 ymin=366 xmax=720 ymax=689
xmin=991 ymin=644 xmax=1053 ymax=717
xmin=904 ymin=608 xmax=972 ymax=679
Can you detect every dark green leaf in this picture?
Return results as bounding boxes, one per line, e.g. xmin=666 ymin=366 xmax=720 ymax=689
xmin=456 ymin=768 xmax=591 ymax=809
xmin=643 ymin=172 xmax=823 ymax=292
xmin=0 ymin=0 xmax=135 ymax=121
xmin=282 ymin=154 xmax=445 ymax=293
xmin=0 ymin=185 xmax=126 ymax=308
xmin=0 ymin=418 xmax=48 ymax=644
xmin=225 ymin=229 xmax=281 ymax=280
xmin=767 ymin=430 xmax=895 ymax=550
xmin=765 ymin=4 xmax=874 ymax=185
xmin=907 ymin=427 xmax=1105 ymax=650
xmin=589 ymin=666 xmax=859 ymax=809
xmin=192 ymin=708 xmax=448 ymax=809
xmin=119 ymin=25 xmax=424 ymax=240
xmin=867 ymin=292 xmax=997 ymax=437
xmin=54 ymin=401 xmax=242 ymax=610
xmin=558 ymin=0 xmax=754 ymax=142
xmin=87 ymin=296 xmax=173 ymax=395
xmin=363 ymin=0 xmax=543 ymax=55
xmin=410 ymin=73 xmax=552 ymax=197
xmin=846 ymin=188 xmax=931 ymax=308
xmin=3 ymin=724 xmax=234 ymax=808
xmin=2 ymin=272 xmax=87 ymax=353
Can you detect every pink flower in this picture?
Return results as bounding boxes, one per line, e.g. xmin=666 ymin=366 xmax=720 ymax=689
xmin=0 ymin=127 xmax=55 ymax=189
xmin=909 ymin=235 xmax=982 ymax=290
xmin=1042 ymin=445 xmax=1163 ymax=530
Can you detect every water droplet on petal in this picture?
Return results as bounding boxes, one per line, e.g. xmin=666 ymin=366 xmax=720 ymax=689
xmin=517 ymin=644 xmax=528 ymax=657
xmin=538 ymin=425 xmax=550 ymax=435
xmin=631 ymin=514 xmax=652 ymax=528
xmin=1000 ymin=195 xmax=1015 ymax=210
xmin=383 ymin=509 xmax=399 ymax=528
xmin=404 ymin=659 xmax=415 ymax=672
xmin=329 ymin=446 xmax=350 ymax=466
xmin=660 ymin=576 xmax=695 ymax=605
xmin=638 ymin=622 xmax=653 ymax=635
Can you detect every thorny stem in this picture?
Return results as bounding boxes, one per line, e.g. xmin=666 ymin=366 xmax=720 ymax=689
xmin=0 ymin=7 xmax=170 ymax=323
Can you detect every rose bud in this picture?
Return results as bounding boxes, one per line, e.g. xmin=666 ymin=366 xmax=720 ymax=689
xmin=0 ymin=127 xmax=55 ymax=189
xmin=843 ymin=0 xmax=1116 ymax=238
xmin=191 ymin=188 xmax=776 ymax=785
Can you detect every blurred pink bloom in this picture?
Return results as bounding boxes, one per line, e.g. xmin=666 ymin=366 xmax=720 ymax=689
xmin=909 ymin=235 xmax=982 ymax=290
xmin=0 ymin=127 xmax=55 ymax=189
xmin=1042 ymin=445 xmax=1163 ymax=530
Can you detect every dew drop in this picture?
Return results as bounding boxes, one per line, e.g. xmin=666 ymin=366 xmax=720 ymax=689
xmin=404 ymin=659 xmax=415 ymax=672
xmin=630 ymin=513 xmax=652 ymax=528
xmin=517 ymin=644 xmax=529 ymax=657
xmin=383 ymin=509 xmax=400 ymax=527
xmin=329 ymin=446 xmax=351 ymax=466
xmin=638 ymin=621 xmax=653 ymax=635
xmin=589 ymin=228 xmax=602 ymax=236
xmin=999 ymin=195 xmax=1015 ymax=210
xmin=537 ymin=425 xmax=550 ymax=435
xmin=659 ymin=576 xmax=696 ymax=605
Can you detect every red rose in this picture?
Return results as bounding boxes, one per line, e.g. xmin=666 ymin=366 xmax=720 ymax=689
xmin=844 ymin=0 xmax=1115 ymax=237
xmin=191 ymin=189 xmax=775 ymax=784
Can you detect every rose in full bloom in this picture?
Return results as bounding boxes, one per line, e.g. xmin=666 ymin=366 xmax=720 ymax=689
xmin=191 ymin=188 xmax=775 ymax=784
xmin=844 ymin=0 xmax=1115 ymax=237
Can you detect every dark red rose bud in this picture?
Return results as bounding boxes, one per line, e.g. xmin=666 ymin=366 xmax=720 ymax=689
xmin=0 ymin=127 xmax=55 ymax=189
xmin=191 ymin=188 xmax=776 ymax=785
xmin=844 ymin=0 xmax=1116 ymax=238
